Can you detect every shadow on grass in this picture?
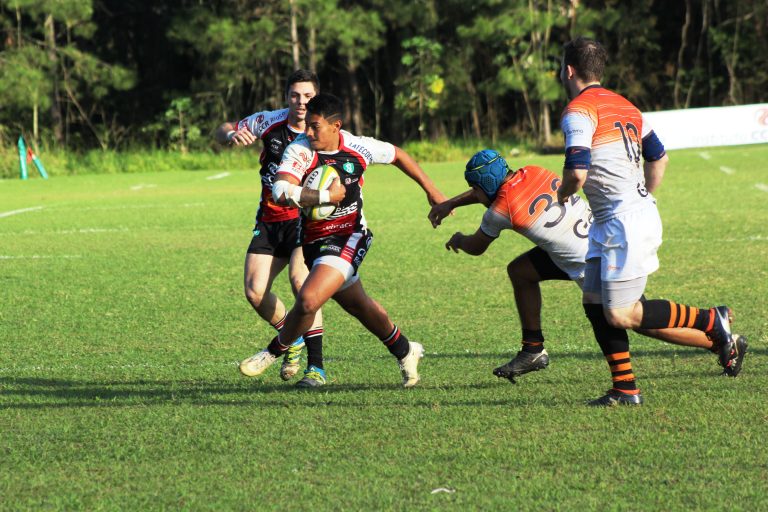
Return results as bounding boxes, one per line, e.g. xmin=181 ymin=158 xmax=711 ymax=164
xmin=0 ymin=375 xmax=572 ymax=409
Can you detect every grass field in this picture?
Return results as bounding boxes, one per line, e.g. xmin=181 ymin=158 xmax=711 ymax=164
xmin=1 ymin=145 xmax=766 ymax=510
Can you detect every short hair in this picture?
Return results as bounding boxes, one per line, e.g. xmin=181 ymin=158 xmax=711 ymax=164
xmin=563 ymin=37 xmax=607 ymax=82
xmin=306 ymin=94 xmax=344 ymax=122
xmin=285 ymin=69 xmax=320 ymax=96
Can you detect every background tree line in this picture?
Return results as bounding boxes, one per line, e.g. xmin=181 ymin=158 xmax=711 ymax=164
xmin=1 ymin=0 xmax=766 ymax=153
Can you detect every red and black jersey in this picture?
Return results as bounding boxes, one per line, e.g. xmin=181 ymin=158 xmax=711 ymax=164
xmin=235 ymin=108 xmax=303 ymax=222
xmin=276 ymin=130 xmax=397 ymax=244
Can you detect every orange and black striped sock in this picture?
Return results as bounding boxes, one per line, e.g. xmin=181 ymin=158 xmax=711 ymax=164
xmin=583 ymin=304 xmax=638 ymax=394
xmin=521 ymin=329 xmax=544 ymax=353
xmin=640 ymin=300 xmax=714 ymax=332
xmin=606 ymin=352 xmax=639 ymax=394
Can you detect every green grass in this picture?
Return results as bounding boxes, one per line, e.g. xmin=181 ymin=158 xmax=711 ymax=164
xmin=1 ymin=145 xmax=766 ymax=510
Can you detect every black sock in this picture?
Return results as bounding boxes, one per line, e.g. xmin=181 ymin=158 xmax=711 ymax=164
xmin=304 ymin=328 xmax=324 ymax=370
xmin=521 ymin=328 xmax=545 ymax=353
xmin=380 ymin=325 xmax=409 ymax=360
xmin=267 ymin=336 xmax=287 ymax=357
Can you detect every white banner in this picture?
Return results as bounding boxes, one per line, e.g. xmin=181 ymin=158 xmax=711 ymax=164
xmin=644 ymin=103 xmax=768 ymax=150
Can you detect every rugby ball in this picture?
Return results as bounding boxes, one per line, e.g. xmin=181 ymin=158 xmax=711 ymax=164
xmin=302 ymin=164 xmax=339 ymax=221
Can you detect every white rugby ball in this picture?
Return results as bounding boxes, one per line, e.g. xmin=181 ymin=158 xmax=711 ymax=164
xmin=302 ymin=164 xmax=339 ymax=221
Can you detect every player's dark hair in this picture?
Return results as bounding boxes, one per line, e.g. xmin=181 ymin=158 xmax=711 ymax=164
xmin=563 ymin=37 xmax=607 ymax=82
xmin=285 ymin=69 xmax=320 ymax=95
xmin=307 ymin=94 xmax=344 ymax=122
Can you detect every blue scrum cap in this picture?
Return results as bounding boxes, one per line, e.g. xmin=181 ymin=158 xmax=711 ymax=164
xmin=464 ymin=149 xmax=509 ymax=201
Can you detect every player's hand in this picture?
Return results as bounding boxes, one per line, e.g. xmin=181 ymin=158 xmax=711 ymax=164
xmin=556 ymin=190 xmax=570 ymax=205
xmin=328 ymin=177 xmax=346 ymax=205
xmin=228 ymin=128 xmax=257 ymax=147
xmin=445 ymin=232 xmax=464 ymax=253
xmin=428 ymin=201 xmax=454 ymax=228
xmin=426 ymin=189 xmax=448 ymax=208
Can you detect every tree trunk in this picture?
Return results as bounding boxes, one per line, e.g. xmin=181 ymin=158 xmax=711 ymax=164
xmin=348 ymin=62 xmax=363 ymax=134
xmin=45 ymin=14 xmax=64 ymax=145
xmin=685 ymin=0 xmax=710 ymax=108
xmin=673 ymin=0 xmax=692 ymax=109
xmin=309 ymin=26 xmax=317 ymax=72
xmin=467 ymin=78 xmax=482 ymax=139
xmin=289 ymin=0 xmax=300 ymax=69
xmin=486 ymin=90 xmax=498 ymax=145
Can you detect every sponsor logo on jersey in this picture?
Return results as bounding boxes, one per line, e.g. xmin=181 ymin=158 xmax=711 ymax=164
xmin=342 ymin=162 xmax=355 ymax=174
xmin=320 ymin=244 xmax=342 ymax=254
xmin=331 ymin=202 xmax=358 ymax=218
xmin=269 ymin=138 xmax=283 ymax=154
xmin=353 ymin=247 xmax=367 ymax=267
xmin=253 ymin=229 xmax=260 ymax=237
xmin=348 ymin=143 xmax=373 ymax=162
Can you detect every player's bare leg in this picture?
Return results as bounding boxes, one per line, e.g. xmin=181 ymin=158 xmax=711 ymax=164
xmin=334 ymin=280 xmax=424 ymax=388
xmin=287 ymin=247 xmax=325 ymax=384
xmin=243 ymin=253 xmax=289 ymax=324
xmin=241 ymin=264 xmax=342 ymax=378
xmin=636 ymin=327 xmax=713 ymax=350
xmin=494 ymin=254 xmax=550 ymax=382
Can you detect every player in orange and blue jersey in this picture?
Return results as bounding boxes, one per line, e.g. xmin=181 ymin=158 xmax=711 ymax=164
xmin=430 ymin=150 xmax=737 ymax=383
xmin=556 ymin=37 xmax=747 ymax=406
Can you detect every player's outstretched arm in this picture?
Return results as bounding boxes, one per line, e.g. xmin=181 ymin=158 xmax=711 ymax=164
xmin=214 ymin=121 xmax=257 ymax=147
xmin=428 ymin=189 xmax=478 ymax=228
xmin=445 ymin=228 xmax=494 ymax=256
xmin=391 ymin=146 xmax=447 ymax=207
xmin=557 ymin=167 xmax=587 ymax=204
xmin=643 ymin=153 xmax=668 ymax=194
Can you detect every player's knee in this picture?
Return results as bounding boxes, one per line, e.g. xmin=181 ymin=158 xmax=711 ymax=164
xmin=294 ymin=292 xmax=323 ymax=317
xmin=244 ymin=285 xmax=266 ymax=307
xmin=604 ymin=309 xmax=634 ymax=330
xmin=506 ymin=257 xmax=528 ymax=284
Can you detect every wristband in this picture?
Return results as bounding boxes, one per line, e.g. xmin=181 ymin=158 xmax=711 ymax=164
xmin=319 ymin=190 xmax=330 ymax=204
xmin=226 ymin=130 xmax=236 ymax=142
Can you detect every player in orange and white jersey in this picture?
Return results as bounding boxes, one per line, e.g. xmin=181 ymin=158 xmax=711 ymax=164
xmin=430 ymin=150 xmax=729 ymax=384
xmin=557 ymin=37 xmax=746 ymax=406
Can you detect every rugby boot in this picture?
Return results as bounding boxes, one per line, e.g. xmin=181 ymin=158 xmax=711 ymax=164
xmin=588 ymin=389 xmax=643 ymax=407
xmin=709 ymin=306 xmax=734 ymax=368
xmin=722 ymin=333 xmax=748 ymax=377
xmin=239 ymin=349 xmax=278 ymax=377
xmin=493 ymin=349 xmax=549 ymax=383
xmin=398 ymin=342 xmax=424 ymax=388
xmin=296 ymin=366 xmax=327 ymax=388
xmin=280 ymin=338 xmax=305 ymax=381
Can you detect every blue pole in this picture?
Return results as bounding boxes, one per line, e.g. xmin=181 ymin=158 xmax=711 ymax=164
xmin=18 ymin=136 xmax=28 ymax=180
xmin=31 ymin=155 xmax=49 ymax=179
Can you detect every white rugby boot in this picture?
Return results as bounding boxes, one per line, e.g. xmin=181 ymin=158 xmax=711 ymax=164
xmin=398 ymin=342 xmax=424 ymax=388
xmin=239 ymin=349 xmax=278 ymax=377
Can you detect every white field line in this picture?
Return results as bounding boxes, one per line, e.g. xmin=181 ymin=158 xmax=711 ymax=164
xmin=755 ymin=183 xmax=768 ymax=193
xmin=719 ymin=166 xmax=735 ymax=175
xmin=50 ymin=202 xmax=206 ymax=212
xmin=130 ymin=183 xmax=157 ymax=191
xmin=0 ymin=254 xmax=82 ymax=260
xmin=0 ymin=361 xmax=238 ymax=372
xmin=0 ymin=206 xmax=44 ymax=219
xmin=698 ymin=151 xmax=712 ymax=160
xmin=206 ymin=172 xmax=231 ymax=180
xmin=669 ymin=234 xmax=768 ymax=243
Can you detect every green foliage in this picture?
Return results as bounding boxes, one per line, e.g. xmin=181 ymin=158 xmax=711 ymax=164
xmin=0 ymin=46 xmax=52 ymax=114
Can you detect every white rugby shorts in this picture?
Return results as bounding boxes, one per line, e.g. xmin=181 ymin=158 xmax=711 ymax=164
xmin=585 ymin=204 xmax=662 ymax=282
